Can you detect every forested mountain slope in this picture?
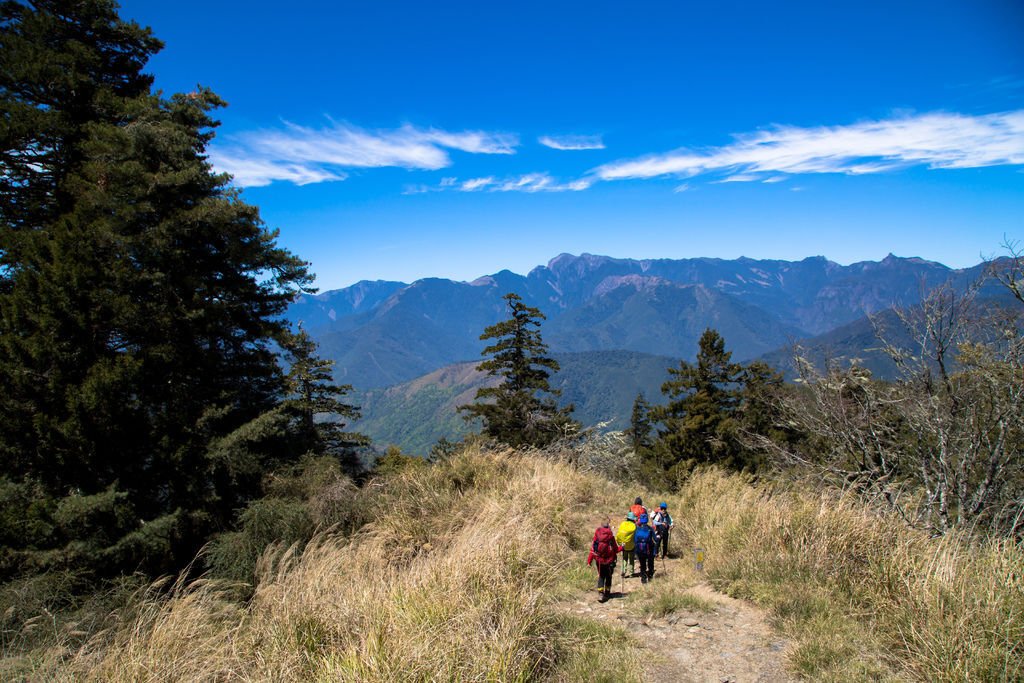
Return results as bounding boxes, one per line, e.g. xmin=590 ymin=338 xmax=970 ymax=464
xmin=288 ymin=253 xmax=989 ymax=389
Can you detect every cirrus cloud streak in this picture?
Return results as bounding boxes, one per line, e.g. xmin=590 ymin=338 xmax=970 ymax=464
xmin=593 ymin=110 xmax=1024 ymax=182
xmin=538 ymin=134 xmax=606 ymax=151
xmin=457 ymin=173 xmax=593 ymax=193
xmin=211 ymin=122 xmax=519 ymax=187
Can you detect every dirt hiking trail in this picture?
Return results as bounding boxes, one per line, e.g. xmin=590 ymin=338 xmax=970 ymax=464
xmin=564 ymin=554 xmax=793 ymax=683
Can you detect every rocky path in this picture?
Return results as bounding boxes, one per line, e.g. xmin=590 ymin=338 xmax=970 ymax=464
xmin=565 ymin=556 xmax=793 ymax=683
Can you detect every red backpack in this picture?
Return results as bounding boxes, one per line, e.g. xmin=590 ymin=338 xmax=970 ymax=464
xmin=591 ymin=526 xmax=618 ymax=564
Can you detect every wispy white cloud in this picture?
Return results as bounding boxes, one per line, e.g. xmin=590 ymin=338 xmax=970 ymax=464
xmin=538 ymin=134 xmax=606 ymax=151
xmin=457 ymin=173 xmax=593 ymax=193
xmin=716 ymin=173 xmax=761 ymax=183
xmin=212 ymin=122 xmax=519 ymax=187
xmin=421 ymin=129 xmax=519 ymax=155
xmin=673 ymin=183 xmax=691 ymax=193
xmin=461 ymin=177 xmax=496 ymax=191
xmin=208 ymin=152 xmax=348 ymax=187
xmin=593 ymin=110 xmax=1024 ymax=183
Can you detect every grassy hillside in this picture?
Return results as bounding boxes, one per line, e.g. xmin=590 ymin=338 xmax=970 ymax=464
xmin=352 ymin=350 xmax=678 ymax=453
xmin=7 ymin=447 xmax=643 ymax=681
xmin=677 ymin=469 xmax=1023 ymax=680
xmin=4 ymin=444 xmax=1020 ymax=681
xmin=350 ymin=361 xmax=491 ymax=454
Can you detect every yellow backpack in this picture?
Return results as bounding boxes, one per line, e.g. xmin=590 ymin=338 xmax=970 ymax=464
xmin=616 ymin=519 xmax=637 ymax=551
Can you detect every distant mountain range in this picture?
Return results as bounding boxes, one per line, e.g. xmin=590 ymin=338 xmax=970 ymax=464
xmin=286 ymin=252 xmax=1013 ymax=451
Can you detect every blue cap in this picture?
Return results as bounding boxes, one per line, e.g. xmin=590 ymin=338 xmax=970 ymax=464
xmin=639 ymin=514 xmax=649 ymax=524
xmin=660 ymin=502 xmax=667 ymax=509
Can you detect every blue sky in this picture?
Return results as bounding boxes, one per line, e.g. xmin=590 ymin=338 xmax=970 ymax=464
xmin=119 ymin=0 xmax=1024 ymax=290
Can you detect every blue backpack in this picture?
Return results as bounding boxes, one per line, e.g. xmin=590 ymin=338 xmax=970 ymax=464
xmin=634 ymin=525 xmax=654 ymax=556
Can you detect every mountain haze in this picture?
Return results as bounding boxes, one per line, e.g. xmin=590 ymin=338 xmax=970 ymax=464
xmin=288 ymin=252 xmax=989 ymax=390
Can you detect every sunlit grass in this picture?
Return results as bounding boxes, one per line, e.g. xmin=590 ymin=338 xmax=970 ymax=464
xmin=32 ymin=447 xmax=646 ymax=681
xmin=6 ymin=446 xmax=1019 ymax=682
xmin=675 ymin=468 xmax=1024 ymax=681
xmin=638 ymin=587 xmax=716 ymax=619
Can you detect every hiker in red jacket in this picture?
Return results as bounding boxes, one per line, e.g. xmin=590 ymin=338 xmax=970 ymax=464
xmin=587 ymin=516 xmax=622 ymax=603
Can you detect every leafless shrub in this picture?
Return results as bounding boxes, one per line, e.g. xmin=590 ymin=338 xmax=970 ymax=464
xmin=540 ymin=423 xmax=640 ymax=482
xmin=761 ymin=262 xmax=1024 ymax=537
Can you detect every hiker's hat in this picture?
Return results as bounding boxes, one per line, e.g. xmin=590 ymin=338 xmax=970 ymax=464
xmin=660 ymin=502 xmax=667 ymax=509
xmin=626 ymin=511 xmax=636 ymax=521
xmin=639 ymin=514 xmax=649 ymax=524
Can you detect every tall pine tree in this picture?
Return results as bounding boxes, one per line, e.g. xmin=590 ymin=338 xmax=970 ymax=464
xmin=459 ymin=293 xmax=577 ymax=448
xmin=648 ymin=329 xmax=744 ymax=481
xmin=629 ymin=391 xmax=653 ymax=454
xmin=281 ymin=327 xmax=367 ymax=476
xmin=0 ymin=0 xmax=315 ymax=576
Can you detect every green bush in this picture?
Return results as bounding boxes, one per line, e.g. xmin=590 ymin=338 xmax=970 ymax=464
xmin=207 ymin=499 xmax=315 ymax=584
xmin=207 ymin=456 xmax=371 ymax=585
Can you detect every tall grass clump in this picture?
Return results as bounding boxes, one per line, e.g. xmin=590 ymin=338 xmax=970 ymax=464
xmin=675 ymin=467 xmax=1023 ymax=681
xmin=39 ymin=446 xmax=644 ymax=682
xmin=206 ymin=455 xmax=372 ymax=588
xmin=0 ymin=570 xmax=147 ymax=681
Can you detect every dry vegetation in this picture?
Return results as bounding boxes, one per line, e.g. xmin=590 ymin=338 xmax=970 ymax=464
xmin=2 ymin=444 xmax=1021 ymax=681
xmin=7 ymin=447 xmax=643 ymax=682
xmin=676 ymin=468 xmax=1023 ymax=681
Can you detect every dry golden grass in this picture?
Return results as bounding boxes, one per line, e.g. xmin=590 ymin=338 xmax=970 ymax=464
xmin=675 ymin=468 xmax=1024 ymax=682
xmin=39 ymin=447 xmax=645 ymax=682
xmin=11 ymin=447 xmax=1019 ymax=681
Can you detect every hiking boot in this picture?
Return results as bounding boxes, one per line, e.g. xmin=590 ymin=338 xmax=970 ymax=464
xmin=598 ymin=592 xmax=608 ymax=603
xmin=641 ymin=577 xmax=648 ymax=584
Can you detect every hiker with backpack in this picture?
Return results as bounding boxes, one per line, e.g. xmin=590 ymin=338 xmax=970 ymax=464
xmin=633 ymin=514 xmax=657 ymax=584
xmin=630 ymin=497 xmax=647 ymax=522
xmin=587 ymin=516 xmax=622 ymax=602
xmin=615 ymin=511 xmax=637 ymax=578
xmin=651 ymin=502 xmax=674 ymax=559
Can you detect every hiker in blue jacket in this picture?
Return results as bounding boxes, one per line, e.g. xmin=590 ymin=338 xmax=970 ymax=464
xmin=633 ymin=514 xmax=657 ymax=583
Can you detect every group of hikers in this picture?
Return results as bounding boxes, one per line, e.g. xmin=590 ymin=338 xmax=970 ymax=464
xmin=586 ymin=497 xmax=675 ymax=602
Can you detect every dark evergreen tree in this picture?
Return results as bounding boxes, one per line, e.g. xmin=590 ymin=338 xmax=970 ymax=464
xmin=459 ymin=293 xmax=578 ymax=448
xmin=427 ymin=436 xmax=459 ymax=463
xmin=0 ymin=0 xmax=313 ymax=576
xmin=281 ymin=327 xmax=367 ymax=476
xmin=734 ymin=360 xmax=803 ymax=470
xmin=648 ymin=329 xmax=744 ymax=480
xmin=629 ymin=392 xmax=653 ymax=454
